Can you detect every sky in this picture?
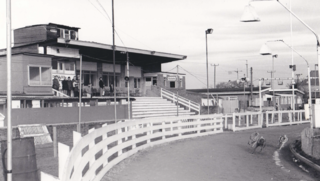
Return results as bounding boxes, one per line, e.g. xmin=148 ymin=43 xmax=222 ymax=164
xmin=1 ymin=0 xmax=320 ymax=89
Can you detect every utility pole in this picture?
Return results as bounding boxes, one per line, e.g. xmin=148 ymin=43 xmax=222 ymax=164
xmin=250 ymin=67 xmax=253 ymax=103
xmin=233 ymin=68 xmax=242 ymax=80
xmin=176 ymin=65 xmax=179 ymax=116
xmin=211 ymin=64 xmax=219 ymax=88
xmin=246 ymin=60 xmax=248 ymax=77
xmin=112 ymin=0 xmax=117 ymax=122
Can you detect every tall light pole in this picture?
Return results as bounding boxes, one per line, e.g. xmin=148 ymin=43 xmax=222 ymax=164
xmin=205 ymin=28 xmax=213 ymax=114
xmin=112 ymin=0 xmax=117 ymax=122
xmin=6 ymin=0 xmax=13 ymax=180
xmin=241 ymin=0 xmax=320 ymax=110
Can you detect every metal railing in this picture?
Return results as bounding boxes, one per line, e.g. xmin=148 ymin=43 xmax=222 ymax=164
xmin=41 ymin=114 xmax=224 ymax=181
xmin=52 ymin=89 xmax=70 ymax=97
xmin=160 ymin=88 xmax=200 ymax=113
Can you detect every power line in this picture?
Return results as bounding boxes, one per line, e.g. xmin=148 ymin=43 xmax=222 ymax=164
xmin=179 ymin=65 xmax=207 ymax=86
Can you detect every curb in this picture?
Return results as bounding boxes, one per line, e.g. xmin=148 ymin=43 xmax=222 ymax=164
xmin=289 ymin=143 xmax=320 ymax=172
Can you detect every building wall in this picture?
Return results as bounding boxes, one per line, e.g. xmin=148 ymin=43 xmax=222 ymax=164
xmin=0 ymin=54 xmax=52 ymax=95
xmin=1 ymin=105 xmax=128 ymax=126
xmin=14 ymin=26 xmax=48 ymax=46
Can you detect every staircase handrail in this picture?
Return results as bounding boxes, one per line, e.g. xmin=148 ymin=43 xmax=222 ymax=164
xmin=52 ymin=89 xmax=70 ymax=97
xmin=161 ymin=88 xmax=200 ymax=113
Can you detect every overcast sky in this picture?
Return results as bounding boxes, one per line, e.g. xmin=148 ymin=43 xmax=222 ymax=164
xmin=1 ymin=0 xmax=320 ymax=89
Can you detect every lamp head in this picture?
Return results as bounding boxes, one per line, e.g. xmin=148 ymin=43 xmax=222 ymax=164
xmin=206 ymin=28 xmax=213 ymax=34
xmin=260 ymin=43 xmax=272 ymax=55
xmin=240 ymin=5 xmax=260 ymax=22
xmin=273 ymin=54 xmax=278 ymax=58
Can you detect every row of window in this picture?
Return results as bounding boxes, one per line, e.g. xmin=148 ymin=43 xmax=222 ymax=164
xmin=56 ymin=29 xmax=78 ymax=40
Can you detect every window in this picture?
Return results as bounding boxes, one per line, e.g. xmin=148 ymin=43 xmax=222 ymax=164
xmin=70 ymin=31 xmax=78 ymax=40
xmin=109 ymin=75 xmax=119 ymax=87
xmin=134 ymin=78 xmax=140 ymax=88
xmin=102 ymin=74 xmax=109 ymax=86
xmin=64 ymin=29 xmax=70 ymax=39
xmin=82 ymin=71 xmax=97 ymax=86
xmin=65 ymin=62 xmax=74 ymax=71
xmin=52 ymin=61 xmax=75 ymax=74
xmin=170 ymin=82 xmax=175 ymax=88
xmin=153 ymin=77 xmax=157 ymax=86
xmin=29 ymin=66 xmax=51 ymax=86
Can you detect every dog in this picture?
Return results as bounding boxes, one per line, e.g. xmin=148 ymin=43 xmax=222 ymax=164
xmin=251 ymin=136 xmax=266 ymax=154
xmin=278 ymin=135 xmax=288 ymax=150
xmin=248 ymin=132 xmax=260 ymax=146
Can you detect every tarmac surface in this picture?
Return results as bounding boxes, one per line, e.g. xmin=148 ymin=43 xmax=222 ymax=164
xmin=102 ymin=124 xmax=318 ymax=181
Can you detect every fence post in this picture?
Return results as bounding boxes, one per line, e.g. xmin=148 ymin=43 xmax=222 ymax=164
xmin=265 ymin=112 xmax=268 ymax=128
xmin=246 ymin=114 xmax=249 ymax=128
xmin=58 ymin=143 xmax=70 ymax=180
xmin=232 ymin=113 xmax=235 ymax=132
xmin=53 ymin=126 xmax=58 ymax=158
xmin=101 ymin=124 xmax=109 ymax=166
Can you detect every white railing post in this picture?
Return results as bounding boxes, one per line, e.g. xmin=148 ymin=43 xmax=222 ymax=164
xmin=58 ymin=143 xmax=70 ymax=180
xmin=118 ymin=126 xmax=123 ymax=155
xmin=232 ymin=113 xmax=235 ymax=132
xmin=160 ymin=88 xmax=163 ymax=98
xmin=266 ymin=112 xmax=269 ymax=128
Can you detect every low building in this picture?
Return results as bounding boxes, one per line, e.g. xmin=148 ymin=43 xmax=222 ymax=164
xmin=0 ymin=23 xmax=187 ymax=97
xmin=187 ymin=87 xmax=304 ymax=113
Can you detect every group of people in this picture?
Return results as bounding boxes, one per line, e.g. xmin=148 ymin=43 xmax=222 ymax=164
xmin=52 ymin=76 xmax=79 ymax=97
xmin=248 ymin=131 xmax=288 ymax=154
xmin=53 ymin=76 xmax=115 ymax=98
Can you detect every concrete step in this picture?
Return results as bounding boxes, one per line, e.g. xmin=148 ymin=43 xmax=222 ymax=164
xmin=133 ymin=110 xmax=190 ymax=115
xmin=133 ymin=107 xmax=185 ymax=111
xmin=132 ymin=101 xmax=172 ymax=105
xmin=132 ymin=106 xmax=178 ymax=109
xmin=132 ymin=112 xmax=196 ymax=118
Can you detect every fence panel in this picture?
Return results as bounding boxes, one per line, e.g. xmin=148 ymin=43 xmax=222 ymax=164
xmin=43 ymin=114 xmax=223 ymax=181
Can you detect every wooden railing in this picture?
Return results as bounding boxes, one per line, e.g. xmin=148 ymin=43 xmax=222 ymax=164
xmin=52 ymin=89 xmax=70 ymax=97
xmin=41 ymin=114 xmax=224 ymax=181
xmin=160 ymin=88 xmax=200 ymax=113
xmin=264 ymin=110 xmax=309 ymax=127
xmin=231 ymin=112 xmax=263 ymax=132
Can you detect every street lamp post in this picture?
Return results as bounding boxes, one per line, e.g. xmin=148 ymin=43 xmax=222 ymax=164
xmin=261 ymin=39 xmax=314 ymax=127
xmin=241 ymin=0 xmax=320 ymax=110
xmin=205 ymin=28 xmax=213 ymax=114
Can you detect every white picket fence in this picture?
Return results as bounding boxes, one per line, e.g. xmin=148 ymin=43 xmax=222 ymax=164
xmin=230 ymin=112 xmax=263 ymax=132
xmin=160 ymin=88 xmax=200 ymax=113
xmin=224 ymin=110 xmax=310 ymax=131
xmin=41 ymin=114 xmax=223 ymax=181
xmin=265 ymin=110 xmax=309 ymax=127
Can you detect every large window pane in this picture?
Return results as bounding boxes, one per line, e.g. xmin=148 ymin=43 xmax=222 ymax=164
xmin=41 ymin=67 xmax=51 ymax=85
xmin=29 ymin=67 xmax=40 ymax=85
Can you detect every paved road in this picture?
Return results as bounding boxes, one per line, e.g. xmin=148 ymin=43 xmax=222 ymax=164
xmin=102 ymin=124 xmax=317 ymax=181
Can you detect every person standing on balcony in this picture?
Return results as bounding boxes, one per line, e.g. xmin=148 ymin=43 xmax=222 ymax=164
xmin=99 ymin=77 xmax=105 ymax=96
xmin=62 ymin=77 xmax=68 ymax=95
xmin=52 ymin=76 xmax=60 ymax=95
xmin=67 ymin=77 xmax=72 ymax=96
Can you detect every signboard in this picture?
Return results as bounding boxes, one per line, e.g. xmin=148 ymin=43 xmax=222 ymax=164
xmin=12 ymin=100 xmax=20 ymax=109
xmin=167 ymin=76 xmax=177 ymax=81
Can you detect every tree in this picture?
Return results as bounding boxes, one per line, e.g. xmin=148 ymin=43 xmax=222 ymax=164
xmin=216 ymin=80 xmax=243 ymax=89
xmin=286 ymin=78 xmax=308 ymax=92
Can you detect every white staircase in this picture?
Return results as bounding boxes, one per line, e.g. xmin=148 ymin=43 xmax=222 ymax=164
xmin=132 ymin=97 xmax=196 ymax=118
